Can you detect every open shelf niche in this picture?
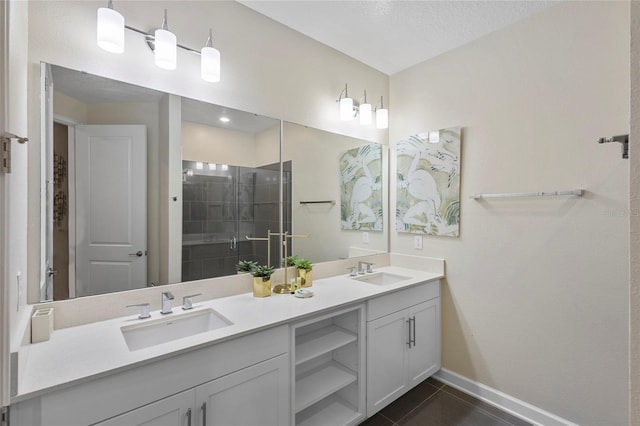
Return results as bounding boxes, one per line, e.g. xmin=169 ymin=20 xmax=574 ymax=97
xmin=292 ymin=305 xmax=366 ymax=426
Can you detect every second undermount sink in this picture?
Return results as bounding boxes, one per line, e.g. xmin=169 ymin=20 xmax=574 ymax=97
xmin=352 ymin=272 xmax=411 ymax=286
xmin=121 ymin=308 xmax=232 ymax=351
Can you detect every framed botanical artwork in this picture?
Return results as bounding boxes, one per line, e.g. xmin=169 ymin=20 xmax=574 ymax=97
xmin=339 ymin=144 xmax=383 ymax=231
xmin=396 ymin=127 xmax=461 ymax=237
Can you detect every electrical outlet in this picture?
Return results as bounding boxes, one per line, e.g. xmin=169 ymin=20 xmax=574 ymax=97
xmin=414 ymin=235 xmax=423 ymax=250
xmin=362 ymin=231 xmax=369 ymax=244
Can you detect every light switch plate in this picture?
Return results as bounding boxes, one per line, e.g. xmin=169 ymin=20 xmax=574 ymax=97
xmin=362 ymin=231 xmax=369 ymax=243
xmin=414 ymin=235 xmax=423 ymax=250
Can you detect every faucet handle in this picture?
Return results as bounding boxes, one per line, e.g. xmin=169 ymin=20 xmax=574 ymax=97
xmin=182 ymin=293 xmax=202 ymax=310
xmin=347 ymin=266 xmax=358 ymax=277
xmin=126 ymin=303 xmax=151 ymax=319
xmin=162 ymin=291 xmax=174 ymax=300
xmin=365 ymin=262 xmax=374 ymax=273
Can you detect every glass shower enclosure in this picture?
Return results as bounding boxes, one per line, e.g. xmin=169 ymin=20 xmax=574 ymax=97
xmin=181 ymin=160 xmax=291 ymax=281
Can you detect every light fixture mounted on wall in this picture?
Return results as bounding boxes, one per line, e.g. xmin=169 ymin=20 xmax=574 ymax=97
xmin=96 ymin=1 xmax=221 ymax=83
xmin=337 ymin=84 xmax=388 ymax=129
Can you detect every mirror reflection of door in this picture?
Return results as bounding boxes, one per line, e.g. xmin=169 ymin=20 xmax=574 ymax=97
xmin=74 ymin=125 xmax=148 ymax=297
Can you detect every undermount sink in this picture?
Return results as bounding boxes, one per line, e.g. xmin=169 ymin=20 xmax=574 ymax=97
xmin=121 ymin=308 xmax=232 ymax=351
xmin=352 ymin=272 xmax=411 ymax=286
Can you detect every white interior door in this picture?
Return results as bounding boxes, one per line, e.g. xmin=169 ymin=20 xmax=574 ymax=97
xmin=75 ymin=125 xmax=147 ymax=297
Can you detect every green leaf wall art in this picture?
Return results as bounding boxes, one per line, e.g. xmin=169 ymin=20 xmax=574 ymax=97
xmin=339 ymin=144 xmax=383 ymax=231
xmin=396 ymin=127 xmax=461 ymax=237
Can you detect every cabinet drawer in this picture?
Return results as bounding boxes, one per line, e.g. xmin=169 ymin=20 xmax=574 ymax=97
xmin=367 ymin=281 xmax=439 ymax=321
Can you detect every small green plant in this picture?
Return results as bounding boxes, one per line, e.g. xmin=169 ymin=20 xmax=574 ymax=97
xmin=285 ymin=255 xmax=300 ymax=267
xmin=294 ymin=258 xmax=313 ymax=270
xmin=236 ymin=260 xmax=258 ymax=273
xmin=251 ymin=264 xmax=275 ymax=281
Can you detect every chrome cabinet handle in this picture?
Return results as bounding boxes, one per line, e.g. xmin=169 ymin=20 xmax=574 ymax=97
xmin=410 ymin=316 xmax=416 ymax=347
xmin=186 ymin=408 xmax=192 ymax=426
xmin=201 ymin=402 xmax=206 ymax=426
xmin=406 ymin=318 xmax=412 ymax=347
xmin=47 ymin=267 xmax=57 ymax=277
xmin=128 ymin=250 xmax=143 ymax=257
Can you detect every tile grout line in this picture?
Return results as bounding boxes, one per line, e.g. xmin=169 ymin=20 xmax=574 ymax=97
xmin=439 ymin=385 xmax=523 ymax=426
xmin=394 ymin=387 xmax=444 ymax=424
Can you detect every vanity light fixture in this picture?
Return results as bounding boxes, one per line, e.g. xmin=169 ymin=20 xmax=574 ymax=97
xmin=359 ymin=90 xmax=372 ymax=126
xmin=428 ymin=131 xmax=440 ymax=143
xmin=201 ymin=29 xmax=221 ymax=83
xmin=154 ymin=9 xmax=177 ymax=70
xmin=96 ymin=0 xmax=125 ymax=53
xmin=338 ymin=84 xmax=356 ymax=121
xmin=195 ymin=162 xmax=204 ymax=170
xmin=219 ymin=116 xmax=230 ymax=123
xmin=208 ymin=163 xmax=217 ymax=171
xmin=221 ymin=164 xmax=229 ymax=171
xmin=337 ymin=85 xmax=387 ymax=128
xmin=375 ymin=96 xmax=388 ymax=130
xmin=95 ymin=2 xmax=221 ymax=82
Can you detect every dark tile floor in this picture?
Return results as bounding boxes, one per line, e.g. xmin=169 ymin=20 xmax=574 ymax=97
xmin=360 ymin=377 xmax=532 ymax=426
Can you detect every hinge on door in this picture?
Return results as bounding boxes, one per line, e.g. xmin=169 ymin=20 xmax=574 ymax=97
xmin=0 ymin=136 xmax=28 ymax=174
xmin=1 ymin=406 xmax=9 ymax=426
xmin=1 ymin=137 xmax=11 ymax=173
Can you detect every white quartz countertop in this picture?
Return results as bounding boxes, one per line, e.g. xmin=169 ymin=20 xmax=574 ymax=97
xmin=15 ymin=266 xmax=442 ymax=401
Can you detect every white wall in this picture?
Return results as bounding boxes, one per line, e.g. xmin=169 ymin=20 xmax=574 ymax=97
xmin=182 ymin=122 xmax=259 ymax=167
xmin=390 ymin=2 xmax=629 ymax=424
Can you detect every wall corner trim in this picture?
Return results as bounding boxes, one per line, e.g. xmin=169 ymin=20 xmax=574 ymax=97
xmin=433 ymin=368 xmax=578 ymax=426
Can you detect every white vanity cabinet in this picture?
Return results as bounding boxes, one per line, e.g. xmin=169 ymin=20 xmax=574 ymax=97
xmin=95 ymin=354 xmax=289 ymax=426
xmin=12 ymin=326 xmax=290 ymax=426
xmin=292 ymin=305 xmax=366 ymax=426
xmin=366 ymin=281 xmax=441 ymax=417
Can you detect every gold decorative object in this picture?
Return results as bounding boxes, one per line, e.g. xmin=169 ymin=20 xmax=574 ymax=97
xmin=298 ymin=269 xmax=313 ymax=287
xmin=252 ymin=277 xmax=272 ymax=298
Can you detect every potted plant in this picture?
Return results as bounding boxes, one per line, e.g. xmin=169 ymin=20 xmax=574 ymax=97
xmin=284 ymin=255 xmax=300 ymax=267
xmin=236 ymin=260 xmax=258 ymax=275
xmin=251 ymin=264 xmax=275 ymax=297
xmin=294 ymin=258 xmax=313 ymax=288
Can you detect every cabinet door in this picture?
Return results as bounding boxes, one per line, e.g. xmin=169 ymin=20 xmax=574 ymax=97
xmin=94 ymin=389 xmax=194 ymax=426
xmin=366 ymin=309 xmax=408 ymax=416
xmin=196 ymin=354 xmax=289 ymax=426
xmin=407 ymin=299 xmax=441 ymax=387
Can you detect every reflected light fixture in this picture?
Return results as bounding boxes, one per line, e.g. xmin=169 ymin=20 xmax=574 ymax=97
xmin=338 ymin=84 xmax=355 ymax=121
xmin=196 ymin=162 xmax=204 ymax=170
xmin=359 ymin=90 xmax=372 ymax=126
xmin=376 ymin=96 xmax=388 ymax=129
xmin=96 ymin=0 xmax=124 ymax=53
xmin=154 ymin=9 xmax=177 ymax=70
xmin=208 ymin=163 xmax=217 ymax=171
xmin=219 ymin=116 xmax=230 ymax=123
xmin=201 ymin=29 xmax=221 ymax=83
xmin=96 ymin=2 xmax=221 ymax=83
xmin=428 ymin=131 xmax=440 ymax=144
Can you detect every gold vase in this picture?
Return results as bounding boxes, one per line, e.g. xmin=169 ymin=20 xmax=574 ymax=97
xmin=253 ymin=277 xmax=272 ymax=297
xmin=297 ymin=269 xmax=313 ymax=287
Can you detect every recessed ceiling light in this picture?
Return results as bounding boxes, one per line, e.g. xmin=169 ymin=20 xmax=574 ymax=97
xmin=219 ymin=116 xmax=230 ymax=123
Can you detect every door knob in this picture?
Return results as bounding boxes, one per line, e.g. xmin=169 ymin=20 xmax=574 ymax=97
xmin=128 ymin=250 xmax=143 ymax=257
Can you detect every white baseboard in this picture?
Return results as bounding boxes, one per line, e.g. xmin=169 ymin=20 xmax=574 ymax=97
xmin=433 ymin=368 xmax=578 ymax=426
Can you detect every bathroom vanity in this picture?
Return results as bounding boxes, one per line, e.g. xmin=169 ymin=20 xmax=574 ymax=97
xmin=10 ymin=265 xmax=442 ymax=426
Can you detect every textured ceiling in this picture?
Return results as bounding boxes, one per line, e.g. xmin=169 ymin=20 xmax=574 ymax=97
xmin=239 ymin=0 xmax=559 ymax=75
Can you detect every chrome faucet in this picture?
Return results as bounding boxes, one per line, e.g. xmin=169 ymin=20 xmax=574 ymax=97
xmin=358 ymin=261 xmax=374 ymax=274
xmin=161 ymin=291 xmax=174 ymax=315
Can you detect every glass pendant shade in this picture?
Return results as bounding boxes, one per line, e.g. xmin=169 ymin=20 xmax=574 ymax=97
xmin=360 ymin=103 xmax=372 ymax=125
xmin=376 ymin=108 xmax=388 ymax=129
xmin=97 ymin=7 xmax=125 ymax=53
xmin=340 ymin=97 xmax=354 ymax=121
xmin=201 ymin=46 xmax=221 ymax=82
xmin=154 ymin=28 xmax=177 ymax=70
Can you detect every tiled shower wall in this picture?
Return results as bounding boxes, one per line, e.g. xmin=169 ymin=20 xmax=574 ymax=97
xmin=182 ymin=160 xmax=291 ymax=281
